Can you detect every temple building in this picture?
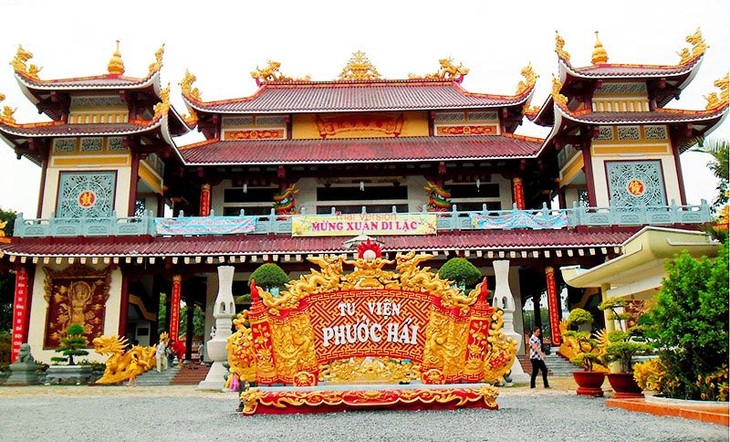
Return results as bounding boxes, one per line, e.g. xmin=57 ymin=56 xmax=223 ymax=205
xmin=0 ymin=31 xmax=726 ymax=364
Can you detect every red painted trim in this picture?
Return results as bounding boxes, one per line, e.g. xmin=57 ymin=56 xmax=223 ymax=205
xmin=581 ymin=145 xmax=597 ymax=207
xmin=671 ymin=140 xmax=687 ymax=205
xmin=545 ymin=266 xmax=561 ymax=346
xmin=128 ymin=152 xmax=140 ymax=216
xmin=10 ymin=266 xmax=30 ymax=362
xmin=118 ymin=271 xmax=129 ymax=336
xmin=170 ymin=276 xmax=182 ymax=340
xmin=36 ymin=157 xmax=48 ymax=218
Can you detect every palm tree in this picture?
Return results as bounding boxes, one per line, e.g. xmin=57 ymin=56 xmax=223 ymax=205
xmin=691 ymin=138 xmax=729 ymax=209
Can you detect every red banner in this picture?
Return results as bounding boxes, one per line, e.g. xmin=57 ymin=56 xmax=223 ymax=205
xmin=170 ymin=276 xmax=182 ymax=340
xmin=545 ymin=267 xmax=561 ymax=346
xmin=512 ymin=178 xmax=525 ymax=210
xmin=11 ymin=267 xmax=29 ymax=362
xmin=199 ymin=184 xmax=211 ymax=217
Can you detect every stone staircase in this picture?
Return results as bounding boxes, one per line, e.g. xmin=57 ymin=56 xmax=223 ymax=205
xmin=135 ymin=365 xmax=181 ymax=386
xmin=171 ymin=363 xmax=211 ymax=385
xmin=517 ymin=348 xmax=577 ymax=377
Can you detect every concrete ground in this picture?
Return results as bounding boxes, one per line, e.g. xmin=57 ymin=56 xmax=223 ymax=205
xmin=0 ymin=378 xmax=726 ymax=442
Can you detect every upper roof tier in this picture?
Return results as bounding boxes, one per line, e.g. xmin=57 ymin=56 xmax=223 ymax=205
xmin=181 ymin=54 xmax=537 ymax=117
xmin=8 ymin=42 xmax=189 ymax=135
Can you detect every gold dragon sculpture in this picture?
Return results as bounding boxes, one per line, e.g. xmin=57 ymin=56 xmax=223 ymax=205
xmin=93 ymin=335 xmax=157 ymax=384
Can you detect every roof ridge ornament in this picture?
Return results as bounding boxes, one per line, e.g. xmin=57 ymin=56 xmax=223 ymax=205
xmin=107 ymin=40 xmax=125 ymax=75
xmin=148 ymin=44 xmax=165 ymax=74
xmin=339 ymin=51 xmax=381 ymax=81
xmin=251 ymin=60 xmax=293 ymax=86
xmin=551 ymin=76 xmax=568 ymax=108
xmin=591 ymin=31 xmax=609 ymax=65
xmin=678 ymin=28 xmax=709 ymax=65
xmin=410 ymin=58 xmax=469 ymax=82
xmin=10 ymin=45 xmax=42 ymax=81
xmin=153 ymin=83 xmax=171 ymax=120
xmin=555 ymin=31 xmax=571 ymax=63
xmin=704 ymin=72 xmax=729 ymax=110
xmin=516 ymin=63 xmax=537 ymax=94
xmin=0 ymin=93 xmax=17 ymax=125
xmin=180 ymin=69 xmax=202 ymax=101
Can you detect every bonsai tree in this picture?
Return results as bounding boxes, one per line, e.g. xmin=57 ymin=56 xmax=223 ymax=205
xmin=598 ymin=299 xmax=651 ymax=373
xmin=249 ymin=263 xmax=289 ymax=294
xmin=438 ymin=258 xmax=481 ymax=290
xmin=51 ymin=324 xmax=89 ymax=366
xmin=563 ymin=308 xmax=602 ymax=371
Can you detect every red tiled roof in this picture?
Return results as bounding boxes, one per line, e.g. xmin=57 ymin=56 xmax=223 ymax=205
xmin=557 ymin=107 xmax=728 ymax=125
xmin=185 ymin=79 xmax=531 ymax=114
xmin=177 ymin=135 xmax=545 ymax=165
xmin=561 ymin=56 xmax=701 ymax=79
xmin=15 ymin=71 xmax=158 ymax=91
xmin=0 ymin=120 xmax=161 ymax=137
xmin=0 ymin=228 xmax=637 ymax=258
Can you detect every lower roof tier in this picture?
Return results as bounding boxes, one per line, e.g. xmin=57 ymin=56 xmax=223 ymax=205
xmin=0 ymin=227 xmax=642 ymax=260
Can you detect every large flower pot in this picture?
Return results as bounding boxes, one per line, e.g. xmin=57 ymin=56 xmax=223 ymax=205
xmin=572 ymin=371 xmax=606 ymax=397
xmin=607 ymin=372 xmax=644 ymax=399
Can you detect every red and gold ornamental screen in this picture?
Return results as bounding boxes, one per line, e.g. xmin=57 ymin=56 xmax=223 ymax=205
xmin=227 ymin=247 xmax=517 ymax=404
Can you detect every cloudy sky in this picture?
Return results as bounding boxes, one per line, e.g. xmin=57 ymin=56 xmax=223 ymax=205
xmin=0 ymin=0 xmax=727 ymax=216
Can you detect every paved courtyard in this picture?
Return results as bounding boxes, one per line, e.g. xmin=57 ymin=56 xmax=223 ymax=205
xmin=0 ymin=379 xmax=726 ymax=442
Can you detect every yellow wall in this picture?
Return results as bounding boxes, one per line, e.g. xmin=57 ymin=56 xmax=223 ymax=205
xmin=292 ymin=111 xmax=429 ymax=139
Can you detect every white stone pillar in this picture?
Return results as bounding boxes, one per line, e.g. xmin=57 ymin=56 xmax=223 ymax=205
xmin=198 ymin=266 xmax=236 ymax=390
xmin=493 ymin=260 xmax=528 ymax=382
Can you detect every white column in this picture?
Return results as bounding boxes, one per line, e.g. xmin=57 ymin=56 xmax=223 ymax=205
xmin=493 ymin=260 xmax=528 ymax=382
xmin=198 ymin=266 xmax=236 ymax=390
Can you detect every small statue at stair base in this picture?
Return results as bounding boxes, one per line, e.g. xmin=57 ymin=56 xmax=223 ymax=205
xmin=93 ymin=335 xmax=156 ymax=384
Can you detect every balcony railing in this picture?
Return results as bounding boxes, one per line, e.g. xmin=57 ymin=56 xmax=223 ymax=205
xmin=13 ymin=200 xmax=712 ymax=238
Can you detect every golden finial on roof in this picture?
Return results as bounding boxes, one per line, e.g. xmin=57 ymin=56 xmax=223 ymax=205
xmin=555 ymin=31 xmax=571 ymax=62
xmin=152 ymin=84 xmax=170 ymax=120
xmin=678 ymin=28 xmax=709 ymax=65
xmin=551 ymin=76 xmax=568 ymax=108
xmin=417 ymin=58 xmax=469 ymax=82
xmin=148 ymin=44 xmax=164 ymax=74
xmin=251 ymin=60 xmax=293 ymax=86
xmin=180 ymin=69 xmax=202 ymax=102
xmin=339 ymin=51 xmax=381 ymax=81
xmin=10 ymin=45 xmax=42 ymax=81
xmin=107 ymin=40 xmax=125 ymax=75
xmin=516 ymin=63 xmax=538 ymax=94
xmin=704 ymin=72 xmax=729 ymax=110
xmin=591 ymin=31 xmax=609 ymax=64
xmin=0 ymin=93 xmax=16 ymax=124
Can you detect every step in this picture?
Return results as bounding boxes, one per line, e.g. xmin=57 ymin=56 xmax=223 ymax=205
xmin=135 ymin=366 xmax=181 ymax=386
xmin=171 ymin=363 xmax=211 ymax=385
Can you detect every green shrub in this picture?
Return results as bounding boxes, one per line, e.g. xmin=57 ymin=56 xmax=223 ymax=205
xmin=566 ymin=308 xmax=593 ymax=330
xmin=249 ymin=263 xmax=289 ymax=291
xmin=51 ymin=324 xmax=89 ymax=366
xmin=0 ymin=330 xmax=10 ymax=363
xmin=437 ymin=258 xmax=481 ymax=289
xmin=649 ymin=241 xmax=729 ymax=400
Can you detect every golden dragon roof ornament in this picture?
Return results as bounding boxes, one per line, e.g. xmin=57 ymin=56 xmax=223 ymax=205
xmin=516 ymin=63 xmax=537 ymax=95
xmin=339 ymin=51 xmax=381 ymax=81
xmin=107 ymin=40 xmax=125 ymax=75
xmin=678 ymin=27 xmax=709 ymax=65
xmin=152 ymin=83 xmax=170 ymax=120
xmin=179 ymin=70 xmax=200 ymax=124
xmin=555 ymin=31 xmax=571 ymax=62
xmin=251 ymin=60 xmax=294 ymax=86
xmin=0 ymin=93 xmax=17 ymax=124
xmin=10 ymin=45 xmax=42 ymax=81
xmin=551 ymin=76 xmax=568 ymax=108
xmin=591 ymin=31 xmax=609 ymax=64
xmin=705 ymin=72 xmax=729 ymax=110
xmin=148 ymin=44 xmax=164 ymax=74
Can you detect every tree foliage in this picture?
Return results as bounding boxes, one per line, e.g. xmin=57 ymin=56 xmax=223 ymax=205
xmin=692 ymin=138 xmax=729 ymax=210
xmin=249 ymin=263 xmax=289 ymax=290
xmin=51 ymin=324 xmax=89 ymax=366
xmin=178 ymin=305 xmax=206 ymax=337
xmin=0 ymin=207 xmax=17 ymax=332
xmin=437 ymin=258 xmax=481 ymax=288
xmin=649 ymin=241 xmax=729 ymax=400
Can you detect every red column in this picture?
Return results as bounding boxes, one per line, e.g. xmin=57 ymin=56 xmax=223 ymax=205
xmin=512 ymin=177 xmax=525 ymax=210
xmin=169 ymin=275 xmax=182 ymax=341
xmin=545 ymin=266 xmax=562 ymax=346
xmin=200 ymin=184 xmax=211 ymax=216
xmin=11 ymin=267 xmax=30 ymax=362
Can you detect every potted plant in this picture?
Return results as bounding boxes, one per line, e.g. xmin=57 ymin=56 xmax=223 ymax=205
xmin=437 ymin=258 xmax=481 ymax=292
xmin=599 ymin=299 xmax=651 ymax=398
xmin=563 ymin=308 xmax=606 ymax=396
xmin=249 ymin=263 xmax=289 ymax=296
xmin=46 ymin=324 xmax=93 ymax=385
